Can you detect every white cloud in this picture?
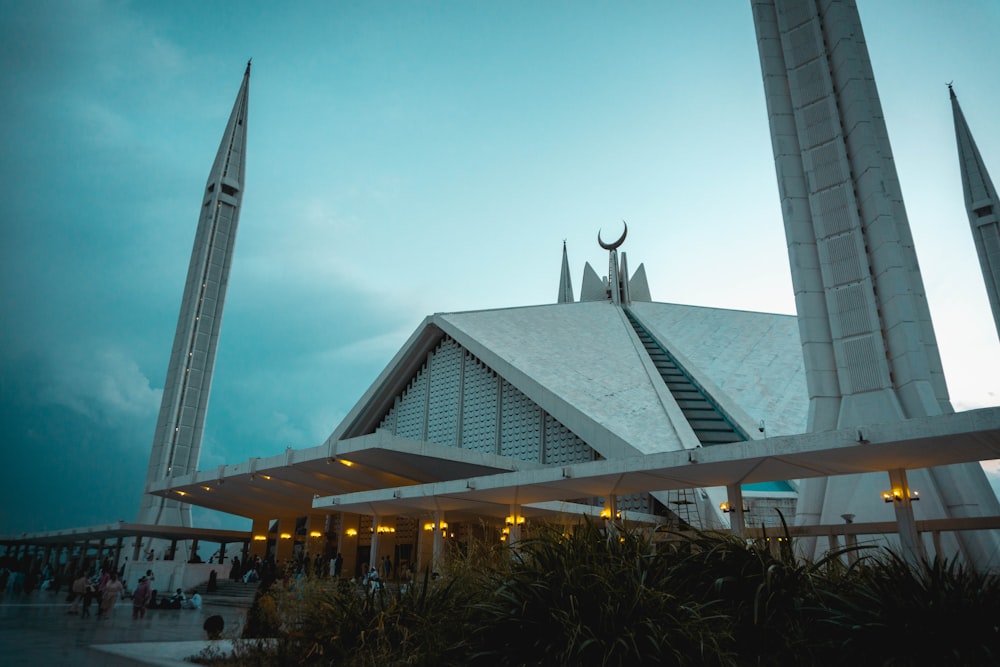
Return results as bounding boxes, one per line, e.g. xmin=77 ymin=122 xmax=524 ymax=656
xmin=40 ymin=347 xmax=161 ymax=428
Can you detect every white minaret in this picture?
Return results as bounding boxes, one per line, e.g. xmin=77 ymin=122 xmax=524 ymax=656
xmin=136 ymin=62 xmax=251 ymax=528
xmin=752 ymin=1 xmax=999 ymax=566
xmin=950 ymin=85 xmax=1000 ymax=341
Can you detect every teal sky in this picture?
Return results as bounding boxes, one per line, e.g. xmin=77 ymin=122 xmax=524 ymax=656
xmin=1 ymin=1 xmax=998 ymax=533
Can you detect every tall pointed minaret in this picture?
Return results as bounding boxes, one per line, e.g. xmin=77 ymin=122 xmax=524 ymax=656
xmin=557 ymin=241 xmax=574 ymax=303
xmin=752 ymin=1 xmax=999 ymax=566
xmin=136 ymin=62 xmax=251 ymax=528
xmin=950 ymin=85 xmax=1000 ymax=341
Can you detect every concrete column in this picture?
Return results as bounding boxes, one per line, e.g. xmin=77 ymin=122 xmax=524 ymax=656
xmin=132 ymin=536 xmax=143 ymax=562
xmin=605 ymin=495 xmax=618 ymax=522
xmin=275 ymin=517 xmax=296 ymax=564
xmin=305 ymin=513 xmax=326 ymax=566
xmin=250 ymin=517 xmax=270 ymax=559
xmin=190 ymin=539 xmax=200 ymax=562
xmin=432 ymin=512 xmax=446 ymax=574
xmin=75 ymin=541 xmax=89 ymax=573
xmin=507 ymin=505 xmax=523 ymax=548
xmin=725 ymin=483 xmax=746 ymax=537
xmin=369 ymin=516 xmax=381 ymax=572
xmin=887 ymin=468 xmax=927 ymax=565
xmin=112 ymin=537 xmax=124 ymax=572
xmin=340 ymin=513 xmax=359 ymax=579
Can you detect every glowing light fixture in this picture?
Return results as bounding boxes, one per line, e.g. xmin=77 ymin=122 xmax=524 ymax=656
xmin=345 ymin=528 xmax=358 ymax=537
xmin=279 ymin=532 xmax=292 ymax=540
xmin=252 ymin=535 xmax=266 ymax=541
xmin=309 ymin=531 xmax=322 ymax=538
xmin=882 ymin=489 xmax=919 ymax=503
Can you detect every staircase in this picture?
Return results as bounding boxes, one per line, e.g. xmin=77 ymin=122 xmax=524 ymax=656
xmin=625 ymin=310 xmax=745 ymax=446
xmin=196 ymin=579 xmax=260 ymax=609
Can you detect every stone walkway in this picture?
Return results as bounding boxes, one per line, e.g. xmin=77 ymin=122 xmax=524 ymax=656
xmin=0 ymin=590 xmax=249 ymax=666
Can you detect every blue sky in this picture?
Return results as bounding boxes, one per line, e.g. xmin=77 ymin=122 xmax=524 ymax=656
xmin=1 ymin=1 xmax=998 ymax=533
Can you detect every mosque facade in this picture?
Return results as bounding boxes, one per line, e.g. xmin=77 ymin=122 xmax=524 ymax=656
xmin=133 ymin=1 xmax=1000 ymax=577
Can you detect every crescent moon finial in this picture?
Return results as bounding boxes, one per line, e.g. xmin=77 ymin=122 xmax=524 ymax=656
xmin=598 ymin=220 xmax=628 ymax=250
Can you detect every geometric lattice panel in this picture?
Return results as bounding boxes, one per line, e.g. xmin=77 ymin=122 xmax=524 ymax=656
xmin=376 ymin=335 xmax=595 ymax=466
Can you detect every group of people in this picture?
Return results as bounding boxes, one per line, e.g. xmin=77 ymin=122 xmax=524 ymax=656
xmin=63 ymin=566 xmax=202 ymax=619
xmin=66 ymin=568 xmax=125 ymax=619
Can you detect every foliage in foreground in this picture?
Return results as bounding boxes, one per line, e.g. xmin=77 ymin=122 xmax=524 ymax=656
xmin=228 ymin=522 xmax=1000 ymax=666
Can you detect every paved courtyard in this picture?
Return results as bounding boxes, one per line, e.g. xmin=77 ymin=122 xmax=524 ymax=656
xmin=0 ymin=590 xmax=248 ymax=666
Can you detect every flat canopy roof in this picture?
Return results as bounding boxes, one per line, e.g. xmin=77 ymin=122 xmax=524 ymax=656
xmin=146 ymin=430 xmax=543 ymax=519
xmin=1 ymin=521 xmax=251 ymax=547
xmin=314 ymin=407 xmax=1000 ymax=519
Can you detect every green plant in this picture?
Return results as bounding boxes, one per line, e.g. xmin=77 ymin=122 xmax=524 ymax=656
xmin=468 ymin=520 xmax=731 ymax=666
xmin=812 ymin=552 xmax=1000 ymax=666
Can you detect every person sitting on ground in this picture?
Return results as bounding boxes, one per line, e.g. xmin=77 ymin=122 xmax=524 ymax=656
xmin=181 ymin=589 xmax=202 ymax=610
xmin=158 ymin=588 xmax=185 ymax=609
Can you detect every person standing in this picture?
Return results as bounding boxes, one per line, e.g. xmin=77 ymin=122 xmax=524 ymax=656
xmin=98 ymin=572 xmax=124 ymax=619
xmin=68 ymin=572 xmax=88 ymax=615
xmin=132 ymin=576 xmax=151 ymax=619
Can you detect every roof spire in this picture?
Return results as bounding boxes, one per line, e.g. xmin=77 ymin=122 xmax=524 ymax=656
xmin=557 ymin=240 xmax=575 ymax=303
xmin=950 ymin=85 xmax=1000 ymax=341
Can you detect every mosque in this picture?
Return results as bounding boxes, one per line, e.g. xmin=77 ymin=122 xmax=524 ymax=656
xmin=6 ymin=0 xmax=1000 ymax=583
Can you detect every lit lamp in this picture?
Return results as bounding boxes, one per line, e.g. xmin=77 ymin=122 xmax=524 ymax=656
xmin=505 ymin=515 xmax=525 ymax=526
xmin=345 ymin=528 xmax=358 ymax=537
xmin=279 ymin=532 xmax=292 ymax=540
xmin=882 ymin=489 xmax=920 ymax=503
xmin=719 ymin=502 xmax=749 ymax=513
xmin=252 ymin=535 xmax=266 ymax=542
xmin=309 ymin=531 xmax=322 ymax=538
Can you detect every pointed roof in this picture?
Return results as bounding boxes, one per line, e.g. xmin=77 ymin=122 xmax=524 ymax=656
xmin=208 ymin=60 xmax=251 ymax=191
xmin=327 ymin=300 xmax=807 ymax=460
xmin=951 ymin=85 xmax=998 ymax=214
xmin=950 ymin=84 xmax=1000 ymax=341
xmin=557 ymin=241 xmax=574 ymax=303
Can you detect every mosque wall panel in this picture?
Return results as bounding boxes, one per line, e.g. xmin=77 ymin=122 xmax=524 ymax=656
xmin=461 ymin=354 xmax=499 ymax=454
xmin=394 ymin=363 xmax=428 ymax=441
xmin=499 ymin=379 xmax=541 ymax=461
xmin=426 ymin=339 xmax=462 ymax=447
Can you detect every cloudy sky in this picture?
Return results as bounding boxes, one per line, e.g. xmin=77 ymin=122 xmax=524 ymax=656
xmin=1 ymin=1 xmax=999 ymax=534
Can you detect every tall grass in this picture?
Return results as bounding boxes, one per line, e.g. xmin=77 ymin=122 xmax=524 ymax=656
xmin=229 ymin=521 xmax=1000 ymax=666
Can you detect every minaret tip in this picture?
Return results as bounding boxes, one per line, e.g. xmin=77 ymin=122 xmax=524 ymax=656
xmin=947 ymin=81 xmax=955 ymax=99
xmin=246 ymin=59 xmax=252 ymax=76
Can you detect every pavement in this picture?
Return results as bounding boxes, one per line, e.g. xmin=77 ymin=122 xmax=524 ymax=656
xmin=0 ymin=587 xmax=251 ymax=666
